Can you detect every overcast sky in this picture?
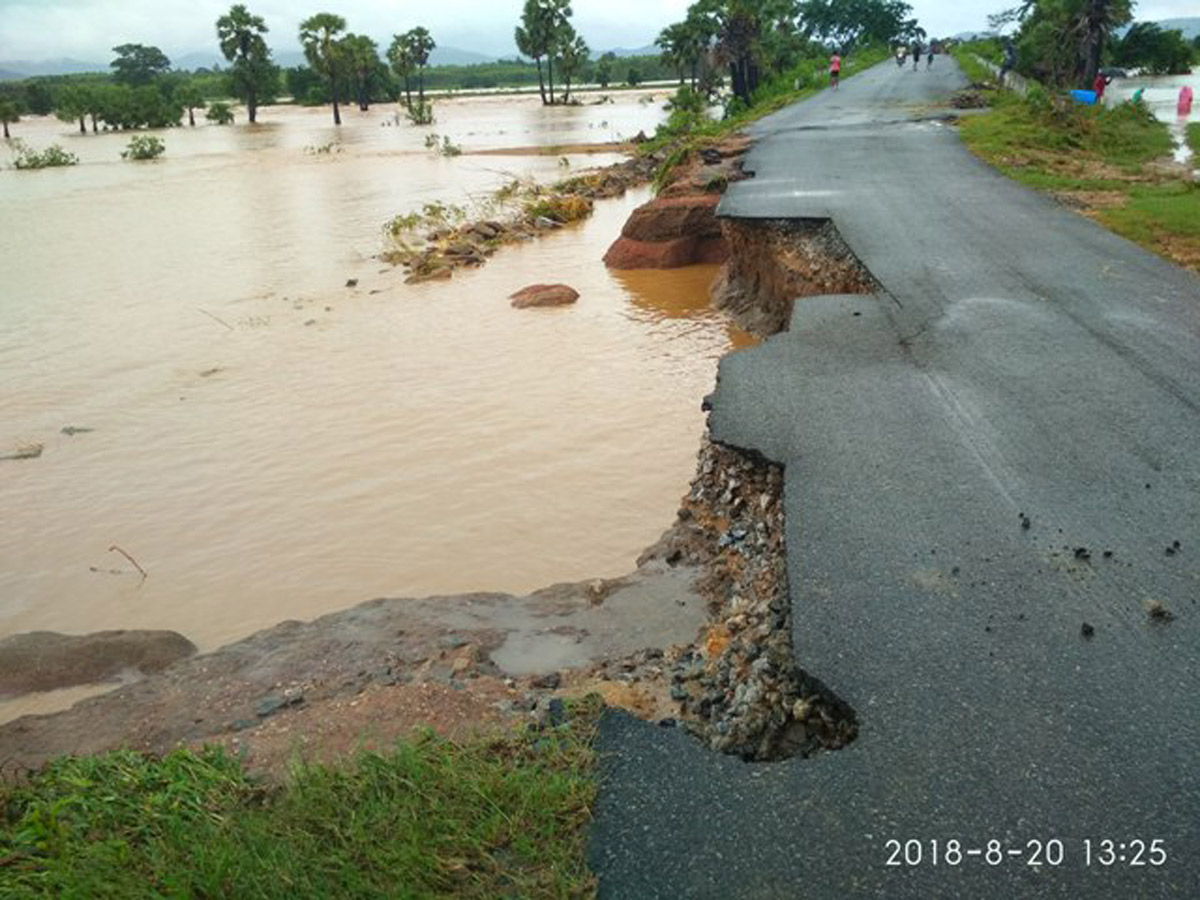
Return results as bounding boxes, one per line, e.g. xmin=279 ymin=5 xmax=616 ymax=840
xmin=1 ymin=0 xmax=1196 ymax=62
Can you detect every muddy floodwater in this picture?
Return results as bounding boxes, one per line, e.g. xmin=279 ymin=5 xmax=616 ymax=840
xmin=1 ymin=91 xmax=750 ymax=716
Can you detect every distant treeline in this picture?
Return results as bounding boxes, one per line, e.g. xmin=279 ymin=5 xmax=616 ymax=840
xmin=0 ymin=53 xmax=674 ymax=118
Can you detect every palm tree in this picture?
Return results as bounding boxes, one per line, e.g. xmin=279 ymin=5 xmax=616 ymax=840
xmin=387 ymin=35 xmax=415 ymax=109
xmin=657 ymin=22 xmax=689 ymax=85
xmin=559 ymin=34 xmax=589 ymax=103
xmin=402 ymin=27 xmax=436 ymax=107
xmin=542 ymin=0 xmax=572 ymax=104
xmin=343 ymin=34 xmax=379 ymax=111
xmin=515 ymin=0 xmax=549 ymax=105
xmin=217 ymin=4 xmax=274 ymax=124
xmin=299 ymin=12 xmax=347 ymax=125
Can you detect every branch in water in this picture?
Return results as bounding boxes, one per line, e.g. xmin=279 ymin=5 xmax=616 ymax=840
xmin=108 ymin=544 xmax=148 ymax=582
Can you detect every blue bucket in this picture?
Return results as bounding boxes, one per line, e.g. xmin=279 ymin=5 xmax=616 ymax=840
xmin=1070 ymin=89 xmax=1097 ymax=105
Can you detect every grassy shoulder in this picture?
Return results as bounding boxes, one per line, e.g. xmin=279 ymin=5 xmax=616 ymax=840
xmin=951 ymin=46 xmax=1199 ymax=270
xmin=0 ymin=697 xmax=602 ymax=899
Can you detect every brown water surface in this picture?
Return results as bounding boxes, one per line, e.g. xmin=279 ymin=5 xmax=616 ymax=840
xmin=0 ymin=91 xmax=748 ymax=712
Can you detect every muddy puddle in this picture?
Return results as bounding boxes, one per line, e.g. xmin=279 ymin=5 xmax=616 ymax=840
xmin=1 ymin=92 xmax=750 ymax=720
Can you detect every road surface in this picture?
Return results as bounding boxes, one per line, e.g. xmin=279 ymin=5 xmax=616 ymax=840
xmin=589 ymin=58 xmax=1200 ymax=898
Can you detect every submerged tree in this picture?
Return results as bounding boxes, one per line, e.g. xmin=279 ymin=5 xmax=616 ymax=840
xmin=559 ymin=34 xmax=589 ymax=102
xmin=55 ymin=84 xmax=92 ymax=134
xmin=343 ymin=34 xmax=380 ymax=111
xmin=217 ymin=4 xmax=278 ymax=124
xmin=515 ymin=0 xmax=573 ymax=105
xmin=299 ymin=12 xmax=348 ymax=125
xmin=174 ymin=80 xmax=207 ymax=126
xmin=0 ymin=99 xmax=21 ymax=139
xmin=402 ymin=27 xmax=436 ymax=107
xmin=387 ymin=35 xmax=416 ymax=109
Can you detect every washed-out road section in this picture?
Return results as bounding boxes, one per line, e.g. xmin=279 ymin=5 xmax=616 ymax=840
xmin=589 ymin=60 xmax=1200 ymax=898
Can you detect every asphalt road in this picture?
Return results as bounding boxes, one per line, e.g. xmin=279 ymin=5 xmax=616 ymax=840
xmin=589 ymin=59 xmax=1200 ymax=898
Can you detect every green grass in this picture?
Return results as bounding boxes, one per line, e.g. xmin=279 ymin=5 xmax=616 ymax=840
xmin=954 ymin=69 xmax=1197 ymax=269
xmin=0 ymin=699 xmax=602 ymax=899
xmin=1189 ymin=122 xmax=1200 ymax=157
xmin=1100 ymin=181 xmax=1200 ymax=243
xmin=950 ymin=45 xmax=996 ymax=86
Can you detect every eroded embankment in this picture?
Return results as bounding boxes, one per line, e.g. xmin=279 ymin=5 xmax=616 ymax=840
xmin=0 ymin=137 xmax=878 ymax=773
xmin=711 ymin=218 xmax=879 ymax=336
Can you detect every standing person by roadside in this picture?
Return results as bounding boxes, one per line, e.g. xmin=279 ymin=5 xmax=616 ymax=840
xmin=926 ymin=41 xmax=935 ymax=68
xmin=1092 ymin=72 xmax=1112 ymax=102
xmin=911 ymin=41 xmax=921 ymax=70
xmin=829 ymin=51 xmax=841 ymax=89
xmin=999 ymin=39 xmax=1016 ymax=87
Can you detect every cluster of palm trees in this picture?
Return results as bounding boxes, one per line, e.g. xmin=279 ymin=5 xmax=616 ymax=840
xmin=514 ymin=0 xmax=590 ymax=105
xmin=299 ymin=14 xmax=435 ymax=125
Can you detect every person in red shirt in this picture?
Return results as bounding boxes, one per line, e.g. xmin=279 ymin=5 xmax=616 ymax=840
xmin=1092 ymin=72 xmax=1112 ymax=101
xmin=829 ymin=52 xmax=842 ymax=89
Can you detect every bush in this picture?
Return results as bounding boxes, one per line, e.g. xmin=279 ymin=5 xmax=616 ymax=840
xmin=523 ymin=193 xmax=593 ymax=224
xmin=206 ymin=101 xmax=234 ymax=125
xmin=406 ymin=100 xmax=435 ymax=125
xmin=9 ymin=139 xmax=79 ymax=169
xmin=121 ymin=134 xmax=165 ymax=160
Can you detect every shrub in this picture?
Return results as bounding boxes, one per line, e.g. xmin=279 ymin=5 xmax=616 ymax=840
xmin=10 ymin=139 xmax=79 ymax=169
xmin=121 ymin=135 xmax=165 ymax=160
xmin=206 ymin=102 xmax=235 ymax=125
xmin=406 ymin=100 xmax=435 ymax=125
xmin=523 ymin=193 xmax=593 ymax=224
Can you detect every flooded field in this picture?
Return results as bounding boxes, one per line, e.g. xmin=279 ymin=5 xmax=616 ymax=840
xmin=1108 ymin=70 xmax=1199 ymax=168
xmin=0 ymin=91 xmax=748 ymax=708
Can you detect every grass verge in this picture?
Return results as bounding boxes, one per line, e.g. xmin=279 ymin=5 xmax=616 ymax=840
xmin=951 ymin=45 xmax=1198 ymax=271
xmin=0 ymin=697 xmax=602 ymax=899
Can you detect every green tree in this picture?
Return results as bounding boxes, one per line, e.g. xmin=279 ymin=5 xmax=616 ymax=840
xmin=688 ymin=0 xmax=801 ymax=105
xmin=207 ymin=101 xmax=236 ymax=124
xmin=595 ymin=52 xmax=614 ymax=88
xmin=300 ymin=13 xmax=348 ymax=124
xmin=387 ymin=36 xmax=416 ymax=108
xmin=0 ymin=100 xmax=20 ymax=139
xmin=1009 ymin=0 xmax=1132 ymax=87
xmin=797 ymin=0 xmax=918 ymax=48
xmin=175 ymin=80 xmax=207 ymax=126
xmin=110 ymin=44 xmax=172 ymax=85
xmin=55 ymin=84 xmax=91 ymax=134
xmin=217 ymin=4 xmax=278 ymax=124
xmin=1113 ymin=22 xmax=1194 ymax=75
xmin=342 ymin=34 xmax=380 ymax=110
xmin=402 ymin=27 xmax=436 ymax=106
xmin=516 ymin=0 xmax=572 ymax=105
xmin=559 ymin=34 xmax=589 ymax=102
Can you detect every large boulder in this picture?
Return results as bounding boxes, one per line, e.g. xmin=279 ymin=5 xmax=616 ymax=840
xmin=603 ymin=194 xmax=728 ymax=270
xmin=510 ymin=283 xmax=580 ymax=308
xmin=618 ymin=195 xmax=723 ymax=243
xmin=0 ymin=630 xmax=197 ymax=698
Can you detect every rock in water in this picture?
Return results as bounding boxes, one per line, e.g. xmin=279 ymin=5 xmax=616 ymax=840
xmin=0 ymin=630 xmax=197 ymax=698
xmin=509 ymin=284 xmax=580 ymax=309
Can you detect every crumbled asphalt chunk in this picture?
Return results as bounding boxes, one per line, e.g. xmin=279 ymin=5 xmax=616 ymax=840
xmin=1081 ymin=622 xmax=1095 ymax=639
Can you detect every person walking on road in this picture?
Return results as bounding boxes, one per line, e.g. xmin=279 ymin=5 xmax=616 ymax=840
xmin=926 ymin=42 xmax=935 ymax=68
xmin=911 ymin=41 xmax=921 ymax=70
xmin=829 ymin=51 xmax=841 ymax=89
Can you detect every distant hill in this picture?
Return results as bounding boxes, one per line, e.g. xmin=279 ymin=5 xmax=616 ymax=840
xmin=602 ymin=45 xmax=658 ymax=58
xmin=0 ymin=68 xmax=26 ymax=81
xmin=0 ymin=57 xmax=107 ymax=77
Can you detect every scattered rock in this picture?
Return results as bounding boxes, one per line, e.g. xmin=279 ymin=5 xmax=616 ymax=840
xmin=531 ymin=672 xmax=562 ymax=690
xmin=345 ymin=278 xmax=358 ymax=288
xmin=509 ymin=283 xmax=580 ymax=309
xmin=1081 ymin=622 xmax=1095 ymax=639
xmin=1147 ymin=600 xmax=1175 ymax=623
xmin=254 ymin=693 xmax=305 ymax=718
